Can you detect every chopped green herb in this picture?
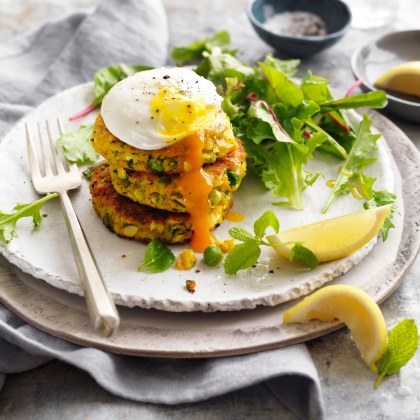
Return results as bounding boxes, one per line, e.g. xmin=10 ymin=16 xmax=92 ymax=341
xmin=226 ymin=170 xmax=241 ymax=187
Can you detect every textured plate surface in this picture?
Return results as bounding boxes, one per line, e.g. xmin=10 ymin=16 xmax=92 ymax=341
xmin=0 ymin=83 xmax=398 ymax=312
xmin=351 ymin=30 xmax=420 ymax=123
xmin=0 ymin=110 xmax=417 ymax=358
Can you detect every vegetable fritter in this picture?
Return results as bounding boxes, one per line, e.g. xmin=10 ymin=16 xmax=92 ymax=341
xmin=89 ymin=162 xmax=234 ymax=244
xmin=109 ymin=140 xmax=246 ymax=212
xmin=91 ymin=111 xmax=238 ymax=174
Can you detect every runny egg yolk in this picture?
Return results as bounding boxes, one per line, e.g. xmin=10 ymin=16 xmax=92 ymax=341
xmin=178 ymin=133 xmax=213 ymax=253
xmin=150 ymin=87 xmax=217 ymax=141
xmin=150 ymin=86 xmax=217 ymax=252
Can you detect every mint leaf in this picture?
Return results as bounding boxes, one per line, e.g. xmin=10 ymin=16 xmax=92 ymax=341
xmin=253 ymin=210 xmax=280 ymax=239
xmin=228 ymin=227 xmax=254 ymax=242
xmin=290 ymin=243 xmax=319 ymax=269
xmin=137 ymin=239 xmax=175 ymax=273
xmin=57 ymin=124 xmax=98 ymax=165
xmin=224 ymin=239 xmax=261 ymax=275
xmin=0 ymin=193 xmax=59 ymax=243
xmin=375 ymin=319 xmax=419 ymax=388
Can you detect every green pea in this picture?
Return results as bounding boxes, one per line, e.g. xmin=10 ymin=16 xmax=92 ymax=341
xmin=203 ymin=245 xmax=223 ymax=266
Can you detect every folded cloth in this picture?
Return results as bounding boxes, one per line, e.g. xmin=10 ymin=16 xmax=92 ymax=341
xmin=0 ymin=1 xmax=325 ymax=418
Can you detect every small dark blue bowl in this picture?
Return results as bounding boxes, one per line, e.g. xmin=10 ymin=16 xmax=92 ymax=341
xmin=247 ymin=0 xmax=351 ymax=58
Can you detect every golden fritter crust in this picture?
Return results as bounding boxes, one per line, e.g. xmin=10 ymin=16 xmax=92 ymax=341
xmin=89 ymin=163 xmax=234 ymax=244
xmin=109 ymin=139 xmax=246 ymax=212
xmin=91 ymin=111 xmax=238 ymax=174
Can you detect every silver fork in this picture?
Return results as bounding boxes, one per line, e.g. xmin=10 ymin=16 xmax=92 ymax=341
xmin=26 ymin=119 xmax=120 ymax=337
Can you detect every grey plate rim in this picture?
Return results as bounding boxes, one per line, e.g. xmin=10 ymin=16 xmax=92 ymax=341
xmin=350 ymin=29 xmax=420 ymax=119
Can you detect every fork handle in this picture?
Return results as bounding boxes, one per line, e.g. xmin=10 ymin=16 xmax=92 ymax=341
xmin=59 ymin=191 xmax=120 ymax=337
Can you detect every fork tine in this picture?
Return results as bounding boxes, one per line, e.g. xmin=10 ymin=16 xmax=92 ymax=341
xmin=38 ymin=122 xmax=55 ymax=177
xmin=57 ymin=118 xmax=64 ymax=136
xmin=57 ymin=118 xmax=79 ymax=176
xmin=25 ymin=123 xmax=42 ymax=180
xmin=46 ymin=120 xmax=66 ymax=175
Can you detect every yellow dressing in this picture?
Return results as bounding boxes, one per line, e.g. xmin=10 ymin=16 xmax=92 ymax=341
xmin=226 ymin=211 xmax=244 ymax=222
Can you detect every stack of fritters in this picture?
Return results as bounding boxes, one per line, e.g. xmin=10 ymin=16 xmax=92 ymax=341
xmin=89 ymin=112 xmax=246 ymax=244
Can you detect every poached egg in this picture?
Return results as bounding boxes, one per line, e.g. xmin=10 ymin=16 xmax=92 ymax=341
xmin=101 ymin=67 xmax=223 ymax=150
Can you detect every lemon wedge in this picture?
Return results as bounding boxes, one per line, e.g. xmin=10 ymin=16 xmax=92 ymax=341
xmin=283 ymin=285 xmax=387 ymax=372
xmin=374 ymin=61 xmax=420 ymax=98
xmin=266 ymin=205 xmax=391 ymax=262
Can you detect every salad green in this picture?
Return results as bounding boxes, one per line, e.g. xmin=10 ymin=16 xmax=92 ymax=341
xmin=0 ymin=193 xmax=58 ymax=243
xmin=56 ymin=124 xmax=98 ymax=165
xmin=65 ymin=30 xmax=393 ymax=218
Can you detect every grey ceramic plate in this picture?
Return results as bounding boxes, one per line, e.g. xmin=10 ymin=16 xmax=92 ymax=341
xmin=0 ymin=110 xmax=418 ymax=357
xmin=351 ymin=30 xmax=420 ymax=123
xmin=0 ymin=83 xmax=397 ymax=313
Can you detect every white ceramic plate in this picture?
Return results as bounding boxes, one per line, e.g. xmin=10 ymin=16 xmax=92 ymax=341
xmin=0 ymin=82 xmax=397 ymax=312
xmin=351 ymin=30 xmax=420 ymax=123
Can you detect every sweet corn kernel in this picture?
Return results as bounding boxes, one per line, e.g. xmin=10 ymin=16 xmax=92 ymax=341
xmin=176 ymin=248 xmax=197 ymax=270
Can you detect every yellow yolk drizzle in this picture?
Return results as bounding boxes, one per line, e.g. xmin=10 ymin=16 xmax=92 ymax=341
xmin=178 ymin=134 xmax=213 ymax=252
xmin=226 ymin=211 xmax=244 ymax=222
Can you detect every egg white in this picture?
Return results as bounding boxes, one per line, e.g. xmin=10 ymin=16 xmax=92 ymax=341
xmin=101 ymin=67 xmax=223 ymax=150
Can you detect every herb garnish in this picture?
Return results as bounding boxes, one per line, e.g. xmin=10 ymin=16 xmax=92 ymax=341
xmin=0 ymin=193 xmax=59 ymax=243
xmin=224 ymin=211 xmax=319 ymax=274
xmin=137 ymin=239 xmax=175 ymax=273
xmin=375 ymin=319 xmax=419 ymax=388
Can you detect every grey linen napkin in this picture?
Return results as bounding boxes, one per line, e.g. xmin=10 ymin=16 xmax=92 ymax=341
xmin=0 ymin=1 xmax=325 ymax=418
